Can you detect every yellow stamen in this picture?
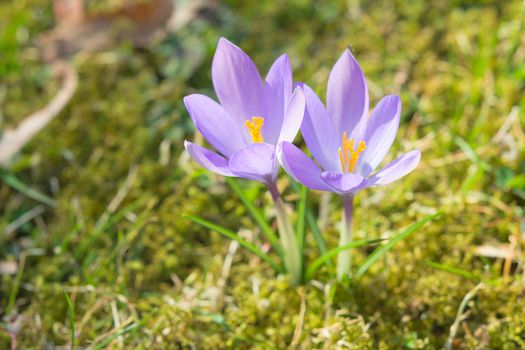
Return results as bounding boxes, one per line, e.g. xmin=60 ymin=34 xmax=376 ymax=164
xmin=338 ymin=148 xmax=345 ymax=173
xmin=245 ymin=116 xmax=265 ymax=143
xmin=338 ymin=132 xmax=366 ymax=173
xmin=349 ymin=141 xmax=366 ymax=172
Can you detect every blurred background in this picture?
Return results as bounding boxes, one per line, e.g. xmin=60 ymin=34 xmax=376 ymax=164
xmin=1 ymin=0 xmax=524 ymax=348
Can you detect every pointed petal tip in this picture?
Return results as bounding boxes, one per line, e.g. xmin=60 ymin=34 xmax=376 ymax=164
xmin=293 ymin=84 xmax=304 ymax=97
xmin=411 ymin=148 xmax=422 ymax=162
xmin=183 ymin=94 xmax=202 ymax=110
xmin=335 ymin=47 xmax=366 ymax=77
xmin=183 ymin=95 xmax=198 ymax=122
xmin=215 ymin=37 xmax=234 ymax=55
xmin=358 ymin=94 xmax=404 ymax=175
xmin=214 ymin=37 xmax=243 ymax=59
xmin=183 ymin=139 xmax=197 ymax=151
xmin=366 ymin=149 xmax=421 ymax=187
xmin=276 ymin=53 xmax=289 ymax=63
xmin=212 ymin=36 xmax=265 ymax=128
xmin=340 ymin=48 xmax=359 ymax=64
xmin=217 ymin=37 xmax=234 ymax=48
xmin=382 ymin=94 xmax=402 ymax=111
xmin=278 ymin=88 xmax=305 ymax=143
xmin=216 ymin=37 xmax=249 ymax=57
xmin=293 ymin=84 xmax=304 ymax=93
xmin=213 ymin=37 xmax=245 ymax=62
xmin=327 ymin=46 xmax=369 ymax=141
xmin=382 ymin=94 xmax=401 ymax=103
xmin=183 ymin=95 xmax=194 ymax=108
xmin=400 ymin=149 xmax=422 ymax=168
xmin=267 ymin=53 xmax=290 ymax=69
xmin=374 ymin=94 xmax=402 ymax=117
xmin=342 ymin=47 xmax=353 ymax=57
xmin=184 ymin=141 xmax=234 ymax=177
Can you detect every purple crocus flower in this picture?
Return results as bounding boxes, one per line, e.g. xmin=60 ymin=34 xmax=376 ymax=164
xmin=277 ymin=49 xmax=420 ymax=280
xmin=183 ymin=38 xmax=305 ymax=285
xmin=278 ymin=50 xmax=420 ymax=195
xmin=183 ymin=38 xmax=305 ymax=194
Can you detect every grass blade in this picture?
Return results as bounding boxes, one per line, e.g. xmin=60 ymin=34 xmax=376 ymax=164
xmin=305 ymin=238 xmax=385 ymax=280
xmin=424 ymin=260 xmax=480 ymax=281
xmin=226 ymin=178 xmax=282 ymax=257
xmin=454 ymin=137 xmax=491 ymax=171
xmin=0 ymin=169 xmax=55 ymax=207
xmin=306 ymin=206 xmax=331 ymax=266
xmin=77 ymin=196 xmax=148 ymax=265
xmin=91 ymin=321 xmax=142 ymax=350
xmin=185 ymin=214 xmax=283 ymax=273
xmin=289 ymin=181 xmax=331 ymax=267
xmin=355 ymin=211 xmax=444 ymax=278
xmin=64 ymin=291 xmax=75 ymax=350
xmin=6 ymin=254 xmax=25 ymax=315
xmin=296 ymin=185 xmax=308 ymax=267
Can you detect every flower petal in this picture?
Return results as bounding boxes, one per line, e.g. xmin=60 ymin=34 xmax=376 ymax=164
xmin=320 ymin=171 xmax=367 ymax=195
xmin=277 ymin=141 xmax=332 ymax=191
xmin=326 ymin=49 xmax=369 ymax=140
xmin=278 ymin=87 xmax=305 ymax=143
xmin=229 ymin=143 xmax=279 ymax=185
xmin=264 ymin=54 xmax=293 ymax=143
xmin=299 ymin=83 xmax=340 ymax=171
xmin=366 ymin=149 xmax=421 ymax=187
xmin=184 ymin=141 xmax=235 ymax=177
xmin=184 ymin=94 xmax=248 ymax=157
xmin=358 ymin=95 xmax=401 ymax=176
xmin=212 ymin=38 xmax=265 ymax=125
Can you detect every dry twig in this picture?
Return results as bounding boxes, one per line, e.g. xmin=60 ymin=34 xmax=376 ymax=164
xmin=0 ymin=61 xmax=77 ymax=166
xmin=446 ymin=283 xmax=484 ymax=350
xmin=290 ymin=287 xmax=307 ymax=349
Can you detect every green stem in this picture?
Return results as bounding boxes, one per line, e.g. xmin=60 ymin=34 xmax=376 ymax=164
xmin=336 ymin=194 xmax=354 ymax=281
xmin=269 ymin=182 xmax=302 ymax=285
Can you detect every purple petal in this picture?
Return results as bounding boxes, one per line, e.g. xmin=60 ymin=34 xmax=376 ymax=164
xmin=358 ymin=95 xmax=401 ymax=176
xmin=278 ymin=87 xmax=305 ymax=143
xmin=320 ymin=171 xmax=367 ymax=195
xmin=184 ymin=94 xmax=248 ymax=157
xmin=264 ymin=54 xmax=293 ymax=143
xmin=212 ymin=38 xmax=266 ymax=125
xmin=366 ymin=149 xmax=421 ymax=187
xmin=184 ymin=141 xmax=235 ymax=177
xmin=229 ymin=143 xmax=279 ymax=185
xmin=277 ymin=141 xmax=332 ymax=191
xmin=299 ymin=83 xmax=340 ymax=171
xmin=326 ymin=49 xmax=369 ymax=141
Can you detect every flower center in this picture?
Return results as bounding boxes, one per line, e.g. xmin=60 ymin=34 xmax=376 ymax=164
xmin=338 ymin=132 xmax=366 ymax=173
xmin=245 ymin=116 xmax=265 ymax=143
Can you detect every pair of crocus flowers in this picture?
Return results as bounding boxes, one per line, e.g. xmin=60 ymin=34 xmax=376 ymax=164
xmin=184 ymin=38 xmax=420 ymax=282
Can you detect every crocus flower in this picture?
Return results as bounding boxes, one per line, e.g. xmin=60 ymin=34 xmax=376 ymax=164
xmin=184 ymin=37 xmax=305 ymax=193
xmin=277 ymin=49 xmax=420 ymax=280
xmin=183 ymin=38 xmax=305 ymax=285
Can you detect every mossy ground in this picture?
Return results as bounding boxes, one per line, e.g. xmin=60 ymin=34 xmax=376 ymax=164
xmin=1 ymin=0 xmax=525 ymax=348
